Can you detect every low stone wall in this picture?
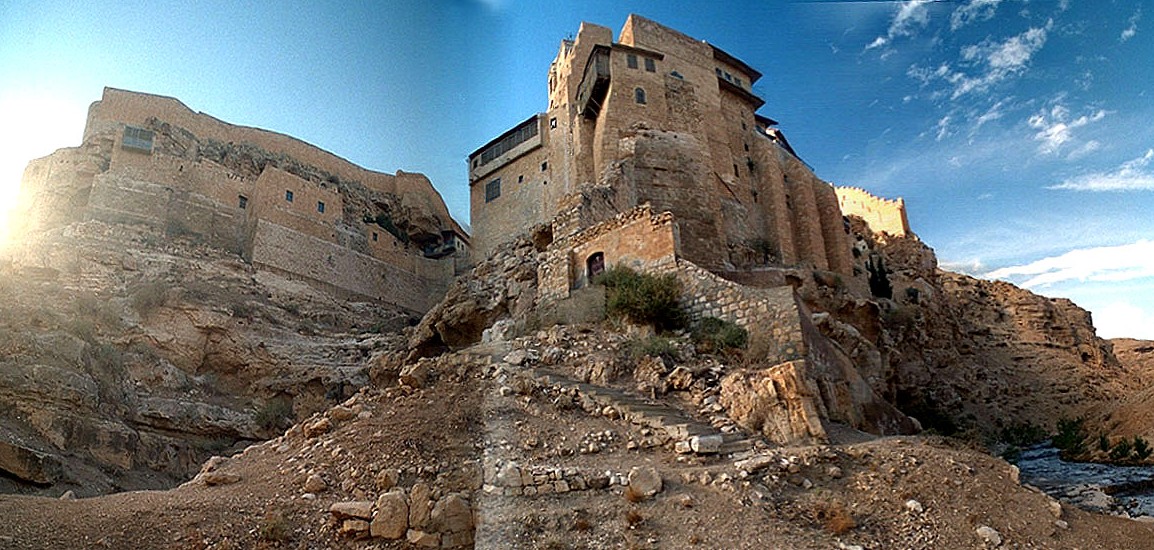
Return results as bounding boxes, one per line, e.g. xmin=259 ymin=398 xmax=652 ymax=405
xmin=673 ymin=260 xmax=806 ymax=365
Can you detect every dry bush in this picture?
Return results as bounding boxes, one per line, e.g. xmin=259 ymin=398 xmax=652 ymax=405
xmin=814 ymin=499 xmax=855 ymax=534
xmin=624 ymin=509 xmax=644 ymax=527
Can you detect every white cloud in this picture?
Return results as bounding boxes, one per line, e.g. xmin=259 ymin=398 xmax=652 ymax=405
xmin=1121 ymin=8 xmax=1141 ymax=42
xmin=1066 ymin=139 xmax=1102 ymax=160
xmin=974 ymin=99 xmax=1007 ymax=127
xmin=1093 ymin=302 xmax=1154 ymax=339
xmin=1050 ymin=149 xmax=1154 ymax=191
xmin=950 ymin=0 xmax=1003 ymax=31
xmin=909 ymin=21 xmax=1052 ymax=99
xmin=934 ymin=115 xmax=952 ymax=141
xmin=985 ymin=240 xmax=1154 ymax=289
xmin=866 ymin=0 xmax=932 ymax=50
xmin=1026 ymin=102 xmax=1106 ymax=155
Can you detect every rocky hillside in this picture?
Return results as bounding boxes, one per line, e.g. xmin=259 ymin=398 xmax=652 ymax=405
xmin=0 ymin=220 xmax=410 ymax=496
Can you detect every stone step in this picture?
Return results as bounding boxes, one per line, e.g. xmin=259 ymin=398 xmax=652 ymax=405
xmin=525 ymin=367 xmax=757 ymax=456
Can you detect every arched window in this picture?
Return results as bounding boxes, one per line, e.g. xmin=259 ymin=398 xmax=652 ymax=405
xmin=634 ymin=87 xmax=646 ymax=105
xmin=586 ymin=252 xmax=605 ymax=280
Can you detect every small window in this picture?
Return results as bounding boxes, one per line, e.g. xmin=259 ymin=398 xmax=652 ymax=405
xmin=372 ymin=232 xmax=379 ymax=242
xmin=586 ymin=252 xmax=605 ymax=279
xmin=715 ymin=68 xmax=723 ymax=78
xmin=634 ymin=87 xmax=646 ymax=105
xmin=626 ymin=54 xmax=638 ymax=69
xmin=122 ymin=126 xmax=154 ymax=152
xmin=644 ymin=58 xmax=656 ymax=72
xmin=238 ymin=195 xmax=248 ymax=209
xmin=670 ymin=70 xmax=683 ymax=79
xmin=541 ymin=161 xmax=548 ymax=172
xmin=317 ymin=201 xmax=325 ymax=213
xmin=724 ymin=71 xmax=732 ymax=82
xmin=485 ymin=178 xmax=501 ymax=203
xmin=549 ymin=117 xmax=557 ymax=129
xmin=744 ymin=143 xmax=749 ymax=152
xmin=735 ymin=77 xmax=743 ymax=88
xmin=285 ymin=190 xmax=294 ymax=202
xmin=518 ymin=175 xmax=524 ymax=183
xmin=734 ymin=164 xmax=739 ymax=177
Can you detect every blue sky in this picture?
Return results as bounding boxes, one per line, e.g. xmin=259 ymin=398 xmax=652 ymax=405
xmin=1 ymin=0 xmax=1151 ymax=338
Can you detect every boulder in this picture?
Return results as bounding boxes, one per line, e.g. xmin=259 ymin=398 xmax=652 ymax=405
xmin=430 ymin=493 xmax=473 ymax=535
xmin=370 ymin=490 xmax=408 ymax=539
xmin=330 ymin=501 xmax=374 ymax=521
xmin=628 ymin=466 xmax=662 ymax=498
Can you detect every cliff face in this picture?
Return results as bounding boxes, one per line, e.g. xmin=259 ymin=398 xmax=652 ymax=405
xmin=802 ymin=218 xmax=1128 ymax=439
xmin=0 ymin=221 xmax=407 ymax=495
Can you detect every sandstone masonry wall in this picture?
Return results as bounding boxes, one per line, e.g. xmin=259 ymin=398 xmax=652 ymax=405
xmin=836 ymin=186 xmax=910 ymax=237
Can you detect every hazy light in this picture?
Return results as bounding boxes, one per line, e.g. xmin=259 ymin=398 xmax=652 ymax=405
xmin=0 ymin=93 xmax=86 ymax=249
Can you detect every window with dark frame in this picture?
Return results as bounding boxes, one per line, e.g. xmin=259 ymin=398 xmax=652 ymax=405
xmin=634 ymin=87 xmax=646 ymax=104
xmin=644 ymin=58 xmax=656 ymax=72
xmin=317 ymin=201 xmax=325 ymax=213
xmin=238 ymin=195 xmax=248 ymax=209
xmin=541 ymin=161 xmax=548 ymax=171
xmin=626 ymin=54 xmax=638 ymax=69
xmin=122 ymin=126 xmax=154 ymax=152
xmin=285 ymin=190 xmax=294 ymax=202
xmin=485 ymin=178 xmax=501 ymax=203
xmin=372 ymin=232 xmax=379 ymax=242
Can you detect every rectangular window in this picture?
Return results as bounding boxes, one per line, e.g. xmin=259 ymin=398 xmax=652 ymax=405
xmin=715 ymin=67 xmax=723 ymax=78
xmin=317 ymin=201 xmax=325 ymax=213
xmin=549 ymin=117 xmax=557 ymax=129
xmin=476 ymin=117 xmax=540 ymax=166
xmin=485 ymin=178 xmax=501 ymax=203
xmin=540 ymin=161 xmax=548 ymax=172
xmin=644 ymin=58 xmax=656 ymax=72
xmin=724 ymin=71 xmax=732 ymax=82
xmin=626 ymin=54 xmax=638 ymax=69
xmin=122 ymin=126 xmax=154 ymax=152
xmin=372 ymin=232 xmax=379 ymax=242
xmin=735 ymin=77 xmax=743 ymax=88
xmin=285 ymin=190 xmax=294 ymax=202
xmin=517 ymin=175 xmax=524 ymax=183
xmin=238 ymin=195 xmax=248 ymax=209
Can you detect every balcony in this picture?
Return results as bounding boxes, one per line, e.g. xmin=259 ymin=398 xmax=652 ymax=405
xmin=576 ymin=45 xmax=611 ymax=119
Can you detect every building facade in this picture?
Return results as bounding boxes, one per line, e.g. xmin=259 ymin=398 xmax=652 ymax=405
xmin=15 ymin=88 xmax=468 ymax=313
xmin=469 ymin=15 xmax=854 ymax=276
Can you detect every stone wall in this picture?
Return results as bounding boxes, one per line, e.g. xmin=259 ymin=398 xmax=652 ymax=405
xmin=250 ymin=220 xmax=450 ymax=312
xmin=84 ymin=88 xmax=464 ymax=238
xmin=538 ymin=205 xmax=677 ymax=303
xmin=836 ymin=186 xmax=910 ymax=237
xmin=674 ymin=260 xmax=807 ymax=366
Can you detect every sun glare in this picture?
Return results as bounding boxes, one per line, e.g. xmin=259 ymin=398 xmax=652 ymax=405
xmin=0 ymin=94 xmax=86 ymax=251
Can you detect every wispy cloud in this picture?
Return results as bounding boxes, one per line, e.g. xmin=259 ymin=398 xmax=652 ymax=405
xmin=1121 ymin=8 xmax=1141 ymax=42
xmin=950 ymin=0 xmax=1003 ymax=31
xmin=985 ymin=240 xmax=1154 ymax=288
xmin=974 ymin=99 xmax=1007 ymax=128
xmin=1026 ymin=103 xmax=1106 ymax=155
xmin=866 ymin=0 xmax=932 ymax=50
xmin=1049 ymin=149 xmax=1154 ymax=191
xmin=908 ymin=20 xmax=1052 ymax=99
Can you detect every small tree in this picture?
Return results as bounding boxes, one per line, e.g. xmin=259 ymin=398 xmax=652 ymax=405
xmin=1110 ymin=438 xmax=1133 ymax=461
xmin=1052 ymin=417 xmax=1087 ymax=459
xmin=1134 ymin=436 xmax=1152 ymax=461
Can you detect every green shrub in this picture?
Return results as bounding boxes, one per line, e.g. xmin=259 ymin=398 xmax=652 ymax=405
xmin=1053 ymin=417 xmax=1087 ymax=459
xmin=999 ymin=422 xmax=1047 ymax=448
xmin=1134 ymin=436 xmax=1152 ymax=460
xmin=628 ymin=336 xmax=679 ymax=363
xmin=1110 ymin=438 xmax=1133 ymax=461
xmin=254 ymin=399 xmax=294 ymax=433
xmin=691 ymin=317 xmax=748 ymax=354
xmin=595 ymin=266 xmax=685 ymax=331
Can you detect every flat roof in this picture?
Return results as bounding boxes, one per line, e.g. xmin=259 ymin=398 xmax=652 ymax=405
xmin=709 ymin=44 xmax=763 ymax=83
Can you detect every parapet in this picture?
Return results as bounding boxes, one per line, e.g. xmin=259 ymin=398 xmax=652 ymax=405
xmin=835 ymin=186 xmax=911 ymax=237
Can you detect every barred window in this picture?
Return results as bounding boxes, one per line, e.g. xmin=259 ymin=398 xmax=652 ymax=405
xmin=122 ymin=126 xmax=153 ymax=152
xmin=485 ymin=178 xmax=501 ymax=203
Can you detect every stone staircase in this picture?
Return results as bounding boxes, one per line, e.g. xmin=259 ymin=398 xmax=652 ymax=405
xmin=524 ymin=367 xmax=757 ymax=456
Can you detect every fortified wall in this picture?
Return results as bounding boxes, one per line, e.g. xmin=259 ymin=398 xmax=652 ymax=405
xmin=14 ymin=88 xmax=468 ymax=313
xmin=835 ymin=186 xmax=910 ymax=237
